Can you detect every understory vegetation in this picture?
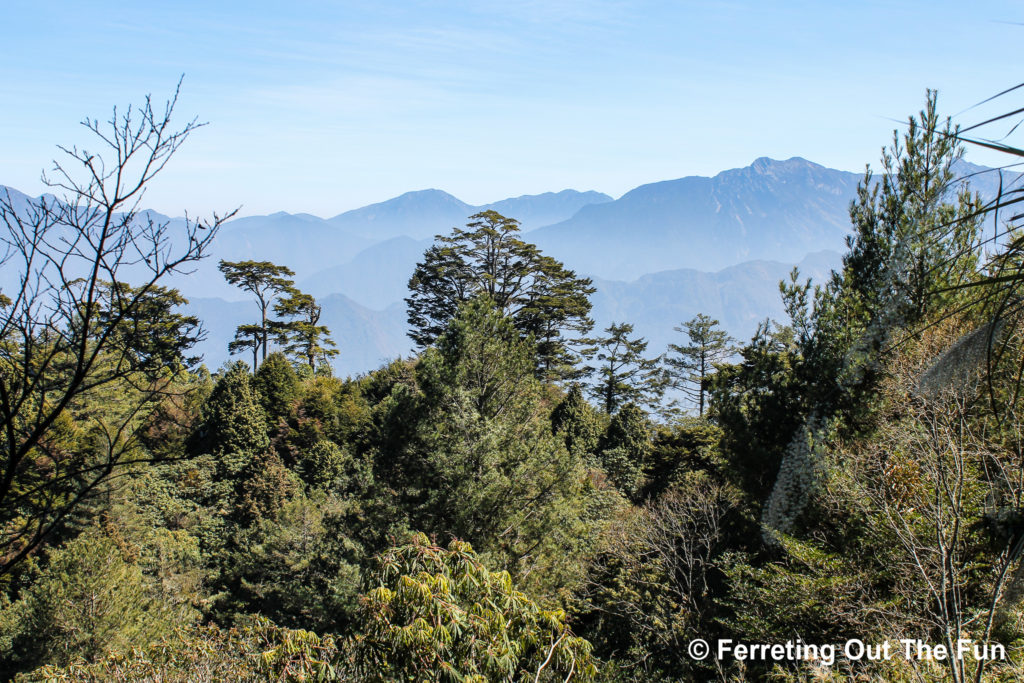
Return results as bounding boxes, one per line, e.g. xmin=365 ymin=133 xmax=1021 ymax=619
xmin=4 ymin=87 xmax=1024 ymax=681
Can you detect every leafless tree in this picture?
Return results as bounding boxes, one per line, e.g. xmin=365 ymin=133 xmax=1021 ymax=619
xmin=857 ymin=370 xmax=1023 ymax=683
xmin=0 ymin=81 xmax=235 ymax=575
xmin=578 ymin=475 xmax=733 ymax=678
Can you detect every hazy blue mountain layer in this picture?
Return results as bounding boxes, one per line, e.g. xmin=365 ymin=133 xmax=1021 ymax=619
xmin=185 ymin=294 xmax=410 ymax=376
xmin=188 ymin=251 xmax=842 ymax=377
xmin=525 ymin=157 xmax=860 ymax=280
xmin=4 ymin=155 xmax=1012 ymax=377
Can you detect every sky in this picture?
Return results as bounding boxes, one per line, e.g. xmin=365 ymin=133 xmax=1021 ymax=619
xmin=2 ymin=1 xmax=1022 ymax=218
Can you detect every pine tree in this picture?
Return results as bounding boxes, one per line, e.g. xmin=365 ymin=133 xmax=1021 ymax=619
xmin=272 ymin=287 xmax=338 ymax=372
xmin=406 ymin=210 xmax=594 ymax=379
xmin=583 ymin=322 xmax=665 ymax=414
xmin=665 ymin=314 xmax=735 ymax=417
xmin=193 ymin=362 xmax=270 ymax=479
xmin=551 ymin=384 xmax=605 ymax=462
xmin=218 ymin=260 xmax=296 ymax=369
xmin=598 ymin=402 xmax=651 ymax=500
xmin=252 ymin=351 xmax=299 ymax=426
xmin=784 ymin=90 xmax=984 ymax=421
xmin=0 ymin=532 xmax=186 ymax=674
xmin=388 ymin=296 xmax=593 ymax=584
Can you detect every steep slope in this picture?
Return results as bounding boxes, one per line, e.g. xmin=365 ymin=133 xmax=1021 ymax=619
xmin=528 ymin=157 xmax=861 ymax=280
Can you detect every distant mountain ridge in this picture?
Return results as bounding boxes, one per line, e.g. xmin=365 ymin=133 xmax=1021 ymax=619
xmin=4 ymin=155 xmax=1016 ymax=377
xmin=325 ymin=188 xmax=614 ymax=242
xmin=525 ymin=157 xmax=862 ymax=280
xmin=187 ymin=250 xmax=843 ymax=377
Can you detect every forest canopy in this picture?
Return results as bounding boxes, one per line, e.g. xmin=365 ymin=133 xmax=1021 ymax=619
xmin=3 ymin=85 xmax=1024 ymax=683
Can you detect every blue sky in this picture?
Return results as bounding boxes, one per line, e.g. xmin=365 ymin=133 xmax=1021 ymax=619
xmin=2 ymin=1 xmax=1021 ymax=218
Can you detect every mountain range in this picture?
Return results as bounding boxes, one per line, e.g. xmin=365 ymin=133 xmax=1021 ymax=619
xmin=3 ymin=156 xmax=1014 ymax=377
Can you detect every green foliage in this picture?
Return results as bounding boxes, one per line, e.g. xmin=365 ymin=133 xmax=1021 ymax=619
xmin=551 ymin=384 xmax=605 ymax=463
xmin=0 ymin=530 xmax=195 ymax=676
xmin=573 ymin=474 xmax=737 ymax=681
xmin=91 ymin=281 xmax=204 ymax=372
xmin=219 ymin=492 xmax=364 ymax=632
xmin=406 ymin=210 xmax=595 ymax=379
xmin=664 ymin=313 xmax=735 ymax=416
xmin=642 ymin=418 xmax=724 ymax=501
xmin=219 ymin=260 xmax=296 ymax=369
xmin=191 ymin=361 xmax=270 ymax=480
xmin=185 ymin=361 xmax=279 ymax=548
xmin=0 ymin=86 xmax=229 ymax=577
xmin=781 ymin=91 xmax=983 ymax=427
xmin=21 ymin=617 xmax=348 ymax=682
xmin=597 ymin=403 xmax=650 ymax=501
xmin=298 ymin=439 xmax=371 ymax=494
xmin=383 ymin=297 xmax=597 ymax=595
xmin=272 ymin=287 xmax=339 ymax=371
xmin=709 ymin=321 xmax=804 ymax=503
xmin=252 ymin=351 xmax=299 ymax=426
xmin=234 ymin=449 xmax=300 ymax=526
xmin=583 ymin=322 xmax=665 ymax=414
xmin=356 ymin=532 xmax=597 ymax=682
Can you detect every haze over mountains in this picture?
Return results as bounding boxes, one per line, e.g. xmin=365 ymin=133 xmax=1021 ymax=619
xmin=4 ymin=156 xmax=1011 ymax=376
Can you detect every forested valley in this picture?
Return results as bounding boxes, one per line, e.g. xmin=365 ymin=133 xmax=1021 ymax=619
xmin=3 ymin=88 xmax=1024 ymax=682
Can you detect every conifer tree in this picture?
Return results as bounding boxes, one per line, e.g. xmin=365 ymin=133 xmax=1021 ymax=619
xmin=551 ymin=384 xmax=604 ymax=461
xmin=781 ymin=90 xmax=984 ymax=421
xmin=406 ymin=210 xmax=594 ymax=379
xmin=252 ymin=351 xmax=299 ymax=426
xmin=584 ymin=322 xmax=665 ymax=414
xmin=0 ymin=532 xmax=186 ymax=674
xmin=665 ymin=314 xmax=735 ymax=417
xmin=598 ymin=402 xmax=651 ymax=500
xmin=219 ymin=260 xmax=295 ymax=369
xmin=272 ymin=287 xmax=338 ymax=372
xmin=192 ymin=361 xmax=270 ymax=483
xmin=389 ymin=296 xmax=592 ymax=583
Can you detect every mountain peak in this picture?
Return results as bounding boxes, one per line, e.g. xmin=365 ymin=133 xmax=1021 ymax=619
xmin=749 ymin=156 xmax=818 ymax=173
xmin=395 ymin=188 xmax=465 ymax=203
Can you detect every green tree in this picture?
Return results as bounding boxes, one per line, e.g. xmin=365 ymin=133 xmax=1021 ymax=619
xmin=227 ymin=323 xmax=264 ymax=371
xmin=573 ymin=474 xmax=737 ymax=680
xmin=252 ymin=351 xmax=299 ymax=427
xmin=406 ymin=210 xmax=595 ymax=379
xmin=385 ymin=297 xmax=594 ymax=589
xmin=709 ymin=321 xmax=803 ymax=503
xmin=186 ymin=361 xmax=276 ymax=547
xmin=218 ymin=260 xmax=296 ymax=370
xmin=643 ymin=418 xmax=724 ymax=501
xmin=0 ymin=85 xmax=230 ymax=576
xmin=583 ymin=322 xmax=664 ymax=414
xmin=780 ymin=90 xmax=983 ymax=425
xmin=551 ymin=384 xmax=605 ymax=463
xmin=357 ymin=532 xmax=597 ymax=682
xmin=272 ymin=287 xmax=338 ymax=372
xmin=0 ymin=531 xmax=191 ymax=676
xmin=23 ymin=617 xmax=349 ymax=682
xmin=219 ymin=492 xmax=364 ymax=632
xmin=192 ymin=362 xmax=270 ymax=480
xmin=597 ymin=402 xmax=651 ymax=500
xmin=665 ymin=314 xmax=735 ymax=417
